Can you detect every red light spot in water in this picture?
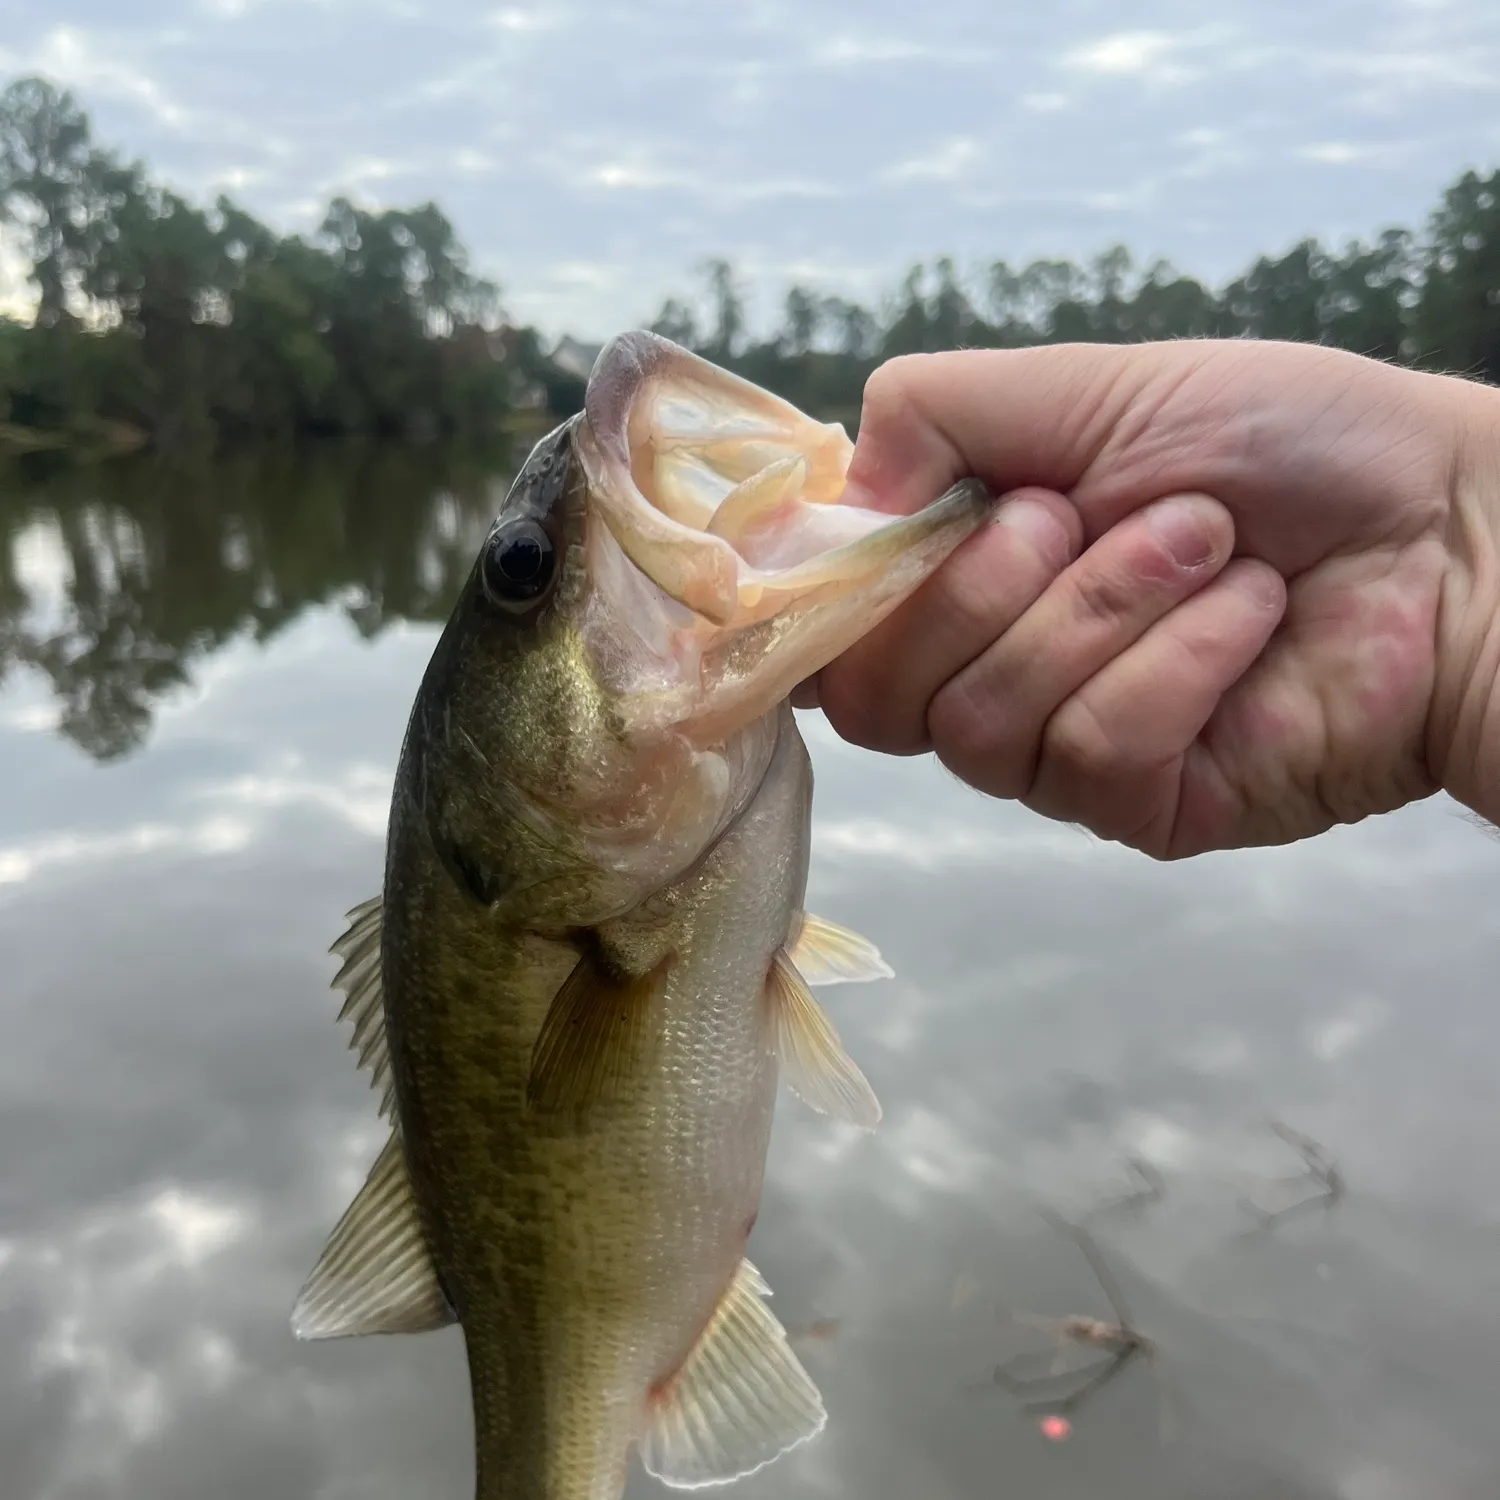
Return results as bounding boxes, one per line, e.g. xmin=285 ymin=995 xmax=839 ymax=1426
xmin=1038 ymin=1414 xmax=1071 ymax=1442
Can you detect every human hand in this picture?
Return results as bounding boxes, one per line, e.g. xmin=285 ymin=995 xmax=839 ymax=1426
xmin=797 ymin=341 xmax=1500 ymax=857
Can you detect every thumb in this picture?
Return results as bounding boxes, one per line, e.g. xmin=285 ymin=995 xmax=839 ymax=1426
xmin=842 ymin=344 xmax=1188 ymax=524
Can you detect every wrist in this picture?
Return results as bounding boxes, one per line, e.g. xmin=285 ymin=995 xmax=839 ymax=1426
xmin=1430 ymin=376 xmax=1500 ymax=827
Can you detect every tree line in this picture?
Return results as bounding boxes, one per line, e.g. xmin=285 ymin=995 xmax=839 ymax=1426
xmin=3 ymin=71 xmax=1500 ymax=453
xmin=651 ymin=185 xmax=1500 ymax=423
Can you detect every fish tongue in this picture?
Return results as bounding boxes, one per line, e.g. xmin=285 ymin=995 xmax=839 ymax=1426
xmin=684 ymin=476 xmax=995 ymax=743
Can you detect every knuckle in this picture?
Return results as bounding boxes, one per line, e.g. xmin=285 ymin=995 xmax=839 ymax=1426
xmin=928 ymin=676 xmax=1026 ymax=795
xmin=942 ymin=556 xmax=1012 ymax=644
xmin=1042 ymin=698 xmax=1129 ymax=782
xmin=1066 ymin=562 xmax=1143 ymax=629
xmin=819 ymin=666 xmax=926 ymax=756
xmin=859 ymin=355 xmax=924 ymax=422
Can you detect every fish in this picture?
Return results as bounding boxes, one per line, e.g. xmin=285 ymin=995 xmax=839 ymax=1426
xmin=291 ymin=330 xmax=995 ymax=1500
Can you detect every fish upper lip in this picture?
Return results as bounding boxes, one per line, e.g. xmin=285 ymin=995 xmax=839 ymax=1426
xmin=573 ymin=331 xmax=877 ymax=626
xmin=581 ymin=330 xmax=668 ymax=462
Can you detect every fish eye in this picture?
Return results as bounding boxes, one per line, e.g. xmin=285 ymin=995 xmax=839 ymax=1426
xmin=480 ymin=519 xmax=557 ymax=611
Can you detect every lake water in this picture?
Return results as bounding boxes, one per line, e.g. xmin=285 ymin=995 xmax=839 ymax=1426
xmin=3 ymin=447 xmax=1500 ymax=1499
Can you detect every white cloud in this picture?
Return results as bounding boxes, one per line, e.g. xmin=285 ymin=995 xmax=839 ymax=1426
xmin=882 ymin=135 xmax=985 ymax=183
xmin=586 ymin=160 xmax=697 ymax=192
xmin=267 ymin=195 xmax=325 ymax=225
xmin=453 ymin=147 xmax=495 ymax=175
xmin=487 ymin=5 xmax=567 ymax=30
xmin=322 ymin=155 xmax=418 ymax=192
xmin=3 ymin=25 xmax=191 ymax=130
xmin=1296 ymin=140 xmax=1394 ymax=164
xmin=881 ymin=1102 xmax=995 ymax=1197
xmin=1118 ymin=1110 xmax=1198 ymax=1169
xmin=145 ymin=1187 xmax=251 ymax=1269
xmin=0 ymin=758 xmax=391 ymax=891
xmin=1315 ymin=45 xmax=1495 ymax=91
xmin=1178 ymin=1028 xmax=1254 ymax=1076
xmin=0 ymin=226 xmax=37 ymax=322
xmin=11 ymin=518 xmax=72 ymax=629
xmin=212 ymin=164 xmax=274 ymax=191
xmin=812 ymin=814 xmax=1113 ymax=873
xmin=1307 ymin=995 xmax=1389 ymax=1061
xmin=0 ymin=703 xmax=59 ymax=733
xmin=550 ymin=259 xmax=616 ymax=287
xmin=1082 ymin=181 xmax=1162 ymax=212
xmin=1063 ymin=30 xmax=1187 ymax=80
xmin=722 ymin=177 xmax=842 ymax=202
xmin=808 ymin=35 xmax=987 ymax=68
xmin=0 ymin=817 xmax=256 ymax=886
xmin=191 ymin=765 xmax=393 ymax=838
xmin=16 ymin=1184 xmax=255 ymax=1482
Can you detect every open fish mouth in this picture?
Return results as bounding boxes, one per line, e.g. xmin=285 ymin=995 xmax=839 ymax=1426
xmin=574 ymin=330 xmax=992 ymax=632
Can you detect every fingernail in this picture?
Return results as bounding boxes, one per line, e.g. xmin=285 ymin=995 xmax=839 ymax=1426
xmin=1232 ymin=561 xmax=1285 ymax=611
xmin=995 ymin=496 xmax=1069 ymax=566
xmin=1146 ymin=494 xmax=1221 ymax=569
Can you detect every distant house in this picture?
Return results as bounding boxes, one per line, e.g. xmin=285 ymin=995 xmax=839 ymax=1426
xmin=550 ymin=337 xmax=603 ymax=382
xmin=456 ymin=328 xmax=597 ymax=415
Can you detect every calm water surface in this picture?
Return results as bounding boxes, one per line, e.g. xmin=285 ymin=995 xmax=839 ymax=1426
xmin=3 ymin=448 xmax=1500 ymax=1499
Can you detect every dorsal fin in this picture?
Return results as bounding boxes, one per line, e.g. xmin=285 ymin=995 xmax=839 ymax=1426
xmin=329 ymin=895 xmax=396 ymax=1120
xmin=291 ymin=1131 xmax=454 ymax=1339
xmin=640 ymin=1258 xmax=825 ymax=1488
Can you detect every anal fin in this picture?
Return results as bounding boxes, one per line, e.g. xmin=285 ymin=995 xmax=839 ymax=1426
xmin=641 ymin=1258 xmax=826 ymax=1489
xmin=291 ymin=1132 xmax=454 ymax=1340
xmin=767 ymin=950 xmax=882 ymax=1130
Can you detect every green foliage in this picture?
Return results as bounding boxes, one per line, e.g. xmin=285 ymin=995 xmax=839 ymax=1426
xmin=1414 ymin=169 xmax=1500 ymax=380
xmin=0 ymin=75 xmax=545 ymax=451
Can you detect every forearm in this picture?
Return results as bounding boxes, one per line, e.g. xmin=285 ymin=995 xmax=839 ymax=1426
xmin=1429 ymin=374 xmax=1500 ymax=827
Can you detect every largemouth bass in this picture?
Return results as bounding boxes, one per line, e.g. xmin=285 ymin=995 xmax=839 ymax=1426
xmin=292 ymin=331 xmax=994 ymax=1500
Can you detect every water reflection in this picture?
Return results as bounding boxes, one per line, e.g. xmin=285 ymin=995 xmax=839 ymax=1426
xmin=2 ymin=450 xmax=1500 ymax=1498
xmin=0 ymin=445 xmax=519 ymax=763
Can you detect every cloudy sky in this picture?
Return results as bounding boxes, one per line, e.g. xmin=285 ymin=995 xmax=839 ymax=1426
xmin=2 ymin=1 xmax=1498 ymax=341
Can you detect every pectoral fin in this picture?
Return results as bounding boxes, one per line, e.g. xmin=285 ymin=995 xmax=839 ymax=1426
xmin=767 ymin=950 xmax=881 ymax=1130
xmin=788 ymin=911 xmax=894 ymax=986
xmin=526 ymin=948 xmax=669 ymax=1119
xmin=291 ymin=1132 xmax=453 ymax=1340
xmin=641 ymin=1258 xmax=826 ymax=1489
